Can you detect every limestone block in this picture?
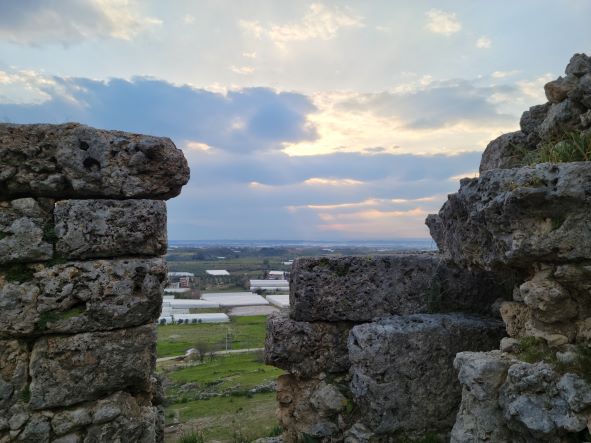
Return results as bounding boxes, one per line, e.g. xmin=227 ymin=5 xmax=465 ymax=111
xmin=276 ymin=374 xmax=351 ymax=442
xmin=499 ymin=362 xmax=591 ymax=440
xmin=500 ymin=302 xmax=529 ymax=338
xmin=427 ymin=162 xmax=591 ymax=269
xmin=544 ymin=75 xmax=578 ymax=103
xmin=479 ymin=131 xmax=527 ymax=172
xmin=451 ymin=351 xmax=515 ymax=443
xmin=265 ymin=313 xmax=352 ymax=378
xmin=565 ymin=53 xmax=591 ymax=77
xmin=348 ymin=314 xmax=505 ymax=438
xmin=0 ymin=340 xmax=28 ymax=410
xmin=290 ymin=255 xmax=512 ymax=322
xmin=54 ymin=199 xmax=167 ymax=259
xmin=0 ymin=258 xmax=166 ymax=338
xmin=0 ymin=123 xmax=189 ymax=200
xmin=0 ymin=199 xmax=53 ymax=265
xmin=29 ymin=325 xmax=156 ymax=409
xmin=520 ymin=273 xmax=578 ymax=323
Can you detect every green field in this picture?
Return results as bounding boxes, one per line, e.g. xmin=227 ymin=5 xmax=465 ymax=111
xmin=169 ymin=392 xmax=280 ymax=441
xmin=157 ymin=316 xmax=268 ymax=358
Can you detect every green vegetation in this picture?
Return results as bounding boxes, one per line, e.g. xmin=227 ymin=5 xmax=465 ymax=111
xmin=176 ymin=431 xmax=205 ymax=443
xmin=518 ymin=131 xmax=591 ymax=165
xmin=21 ymin=385 xmax=31 ymax=403
xmin=168 ymin=392 xmax=279 ymax=442
xmin=518 ymin=337 xmax=591 ymax=382
xmin=165 ymin=352 xmax=282 ymax=389
xmin=2 ymin=263 xmax=36 ymax=283
xmin=157 ymin=316 xmax=267 ymax=358
xmin=42 ymin=224 xmax=58 ymax=243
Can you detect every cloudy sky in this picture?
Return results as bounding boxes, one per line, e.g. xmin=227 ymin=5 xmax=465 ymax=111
xmin=0 ymin=0 xmax=589 ymax=240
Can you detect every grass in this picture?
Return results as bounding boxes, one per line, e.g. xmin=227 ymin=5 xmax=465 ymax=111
xmin=168 ymin=392 xmax=279 ymax=442
xmin=517 ymin=131 xmax=591 ymax=165
xmin=157 ymin=315 xmax=268 ymax=358
xmin=176 ymin=431 xmax=205 ymax=443
xmin=518 ymin=337 xmax=591 ymax=382
xmin=166 ymin=353 xmax=282 ymax=389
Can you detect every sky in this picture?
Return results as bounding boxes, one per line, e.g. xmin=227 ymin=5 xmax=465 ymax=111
xmin=0 ymin=0 xmax=589 ymax=240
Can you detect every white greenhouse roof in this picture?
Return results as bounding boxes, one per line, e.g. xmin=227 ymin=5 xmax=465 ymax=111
xmin=267 ymin=294 xmax=290 ymax=308
xmin=167 ymin=272 xmax=195 ymax=277
xmin=201 ymin=292 xmax=269 ymax=307
xmin=164 ymin=287 xmax=191 ymax=294
xmin=250 ymin=279 xmax=289 ymax=287
xmin=158 ymin=313 xmax=229 ymax=324
xmin=163 ymin=299 xmax=220 ymax=309
xmin=206 ymin=270 xmax=230 ymax=276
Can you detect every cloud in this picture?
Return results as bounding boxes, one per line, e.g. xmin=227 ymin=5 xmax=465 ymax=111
xmin=282 ymin=78 xmax=524 ymax=156
xmin=476 ymin=36 xmax=492 ymax=49
xmin=425 ymin=9 xmax=461 ymax=36
xmin=492 ymin=70 xmax=521 ymax=79
xmin=230 ymin=65 xmax=256 ymax=75
xmin=0 ymin=0 xmax=161 ymax=45
xmin=0 ymin=74 xmax=317 ymax=154
xmin=240 ymin=3 xmax=363 ymax=47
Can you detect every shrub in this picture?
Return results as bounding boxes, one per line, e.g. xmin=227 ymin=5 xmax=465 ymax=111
xmin=176 ymin=431 xmax=205 ymax=443
xmin=518 ymin=131 xmax=591 ymax=165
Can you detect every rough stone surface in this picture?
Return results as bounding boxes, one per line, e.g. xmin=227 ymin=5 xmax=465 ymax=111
xmin=427 ymin=162 xmax=591 ymax=269
xmin=290 ymin=254 xmax=512 ymax=322
xmin=0 ymin=198 xmax=53 ymax=264
xmin=0 ymin=123 xmax=189 ymax=200
xmin=565 ymin=53 xmax=591 ymax=77
xmin=275 ymin=374 xmax=352 ymax=442
xmin=0 ymin=258 xmax=166 ymax=338
xmin=453 ymin=351 xmax=591 ymax=442
xmin=348 ymin=314 xmax=506 ymax=438
xmin=545 ymin=75 xmax=579 ymax=104
xmin=0 ymin=341 xmax=28 ymax=411
xmin=54 ymin=199 xmax=167 ymax=259
xmin=479 ymin=131 xmax=527 ymax=172
xmin=265 ymin=313 xmax=352 ymax=378
xmin=29 ymin=325 xmax=156 ymax=410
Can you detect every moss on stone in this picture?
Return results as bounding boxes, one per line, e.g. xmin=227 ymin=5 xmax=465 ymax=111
xmin=1 ymin=263 xmax=36 ymax=283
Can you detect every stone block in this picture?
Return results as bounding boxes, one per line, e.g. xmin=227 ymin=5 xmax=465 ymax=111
xmin=0 ymin=123 xmax=189 ymax=200
xmin=427 ymin=162 xmax=591 ymax=269
xmin=0 ymin=258 xmax=166 ymax=338
xmin=0 ymin=340 xmax=29 ymax=411
xmin=54 ymin=199 xmax=167 ymax=259
xmin=0 ymin=199 xmax=53 ymax=265
xmin=29 ymin=325 xmax=156 ymax=409
xmin=348 ymin=314 xmax=505 ymax=438
xmin=290 ymin=255 xmax=512 ymax=322
xmin=265 ymin=313 xmax=352 ymax=378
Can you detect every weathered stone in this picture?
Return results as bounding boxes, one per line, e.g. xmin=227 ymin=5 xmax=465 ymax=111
xmin=0 ymin=341 xmax=28 ymax=411
xmin=83 ymin=392 xmax=158 ymax=443
xmin=520 ymin=271 xmax=577 ymax=323
xmin=581 ymin=109 xmax=591 ymax=128
xmin=348 ymin=314 xmax=505 ymax=438
xmin=0 ymin=198 xmax=53 ymax=265
xmin=0 ymin=258 xmax=166 ymax=337
xmin=0 ymin=123 xmax=189 ymax=200
xmin=520 ymin=103 xmax=551 ymax=134
xmin=500 ymin=337 xmax=519 ymax=353
xmin=565 ymin=53 xmax=591 ymax=77
xmin=544 ymin=75 xmax=579 ymax=103
xmin=499 ymin=362 xmax=591 ymax=439
xmin=17 ymin=414 xmax=50 ymax=442
xmin=479 ymin=131 xmax=528 ymax=172
xmin=54 ymin=199 xmax=167 ymax=259
xmin=276 ymin=374 xmax=352 ymax=442
xmin=29 ymin=325 xmax=156 ymax=409
xmin=538 ymin=99 xmax=585 ymax=139
xmin=500 ymin=302 xmax=529 ymax=338
xmin=451 ymin=351 xmax=515 ymax=443
xmin=265 ymin=313 xmax=352 ymax=378
xmin=290 ymin=255 xmax=512 ymax=322
xmin=427 ymin=162 xmax=591 ymax=269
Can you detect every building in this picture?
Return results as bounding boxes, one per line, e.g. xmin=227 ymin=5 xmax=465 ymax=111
xmin=249 ymin=279 xmax=289 ymax=292
xmin=206 ymin=269 xmax=230 ymax=276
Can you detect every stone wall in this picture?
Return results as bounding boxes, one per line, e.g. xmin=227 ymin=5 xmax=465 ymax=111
xmin=0 ymin=123 xmax=189 ymax=443
xmin=265 ymin=255 xmax=507 ymax=442
xmin=266 ymin=53 xmax=591 ymax=443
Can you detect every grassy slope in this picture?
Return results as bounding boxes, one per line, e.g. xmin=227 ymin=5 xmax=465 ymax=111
xmin=157 ymin=316 xmax=268 ymax=358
